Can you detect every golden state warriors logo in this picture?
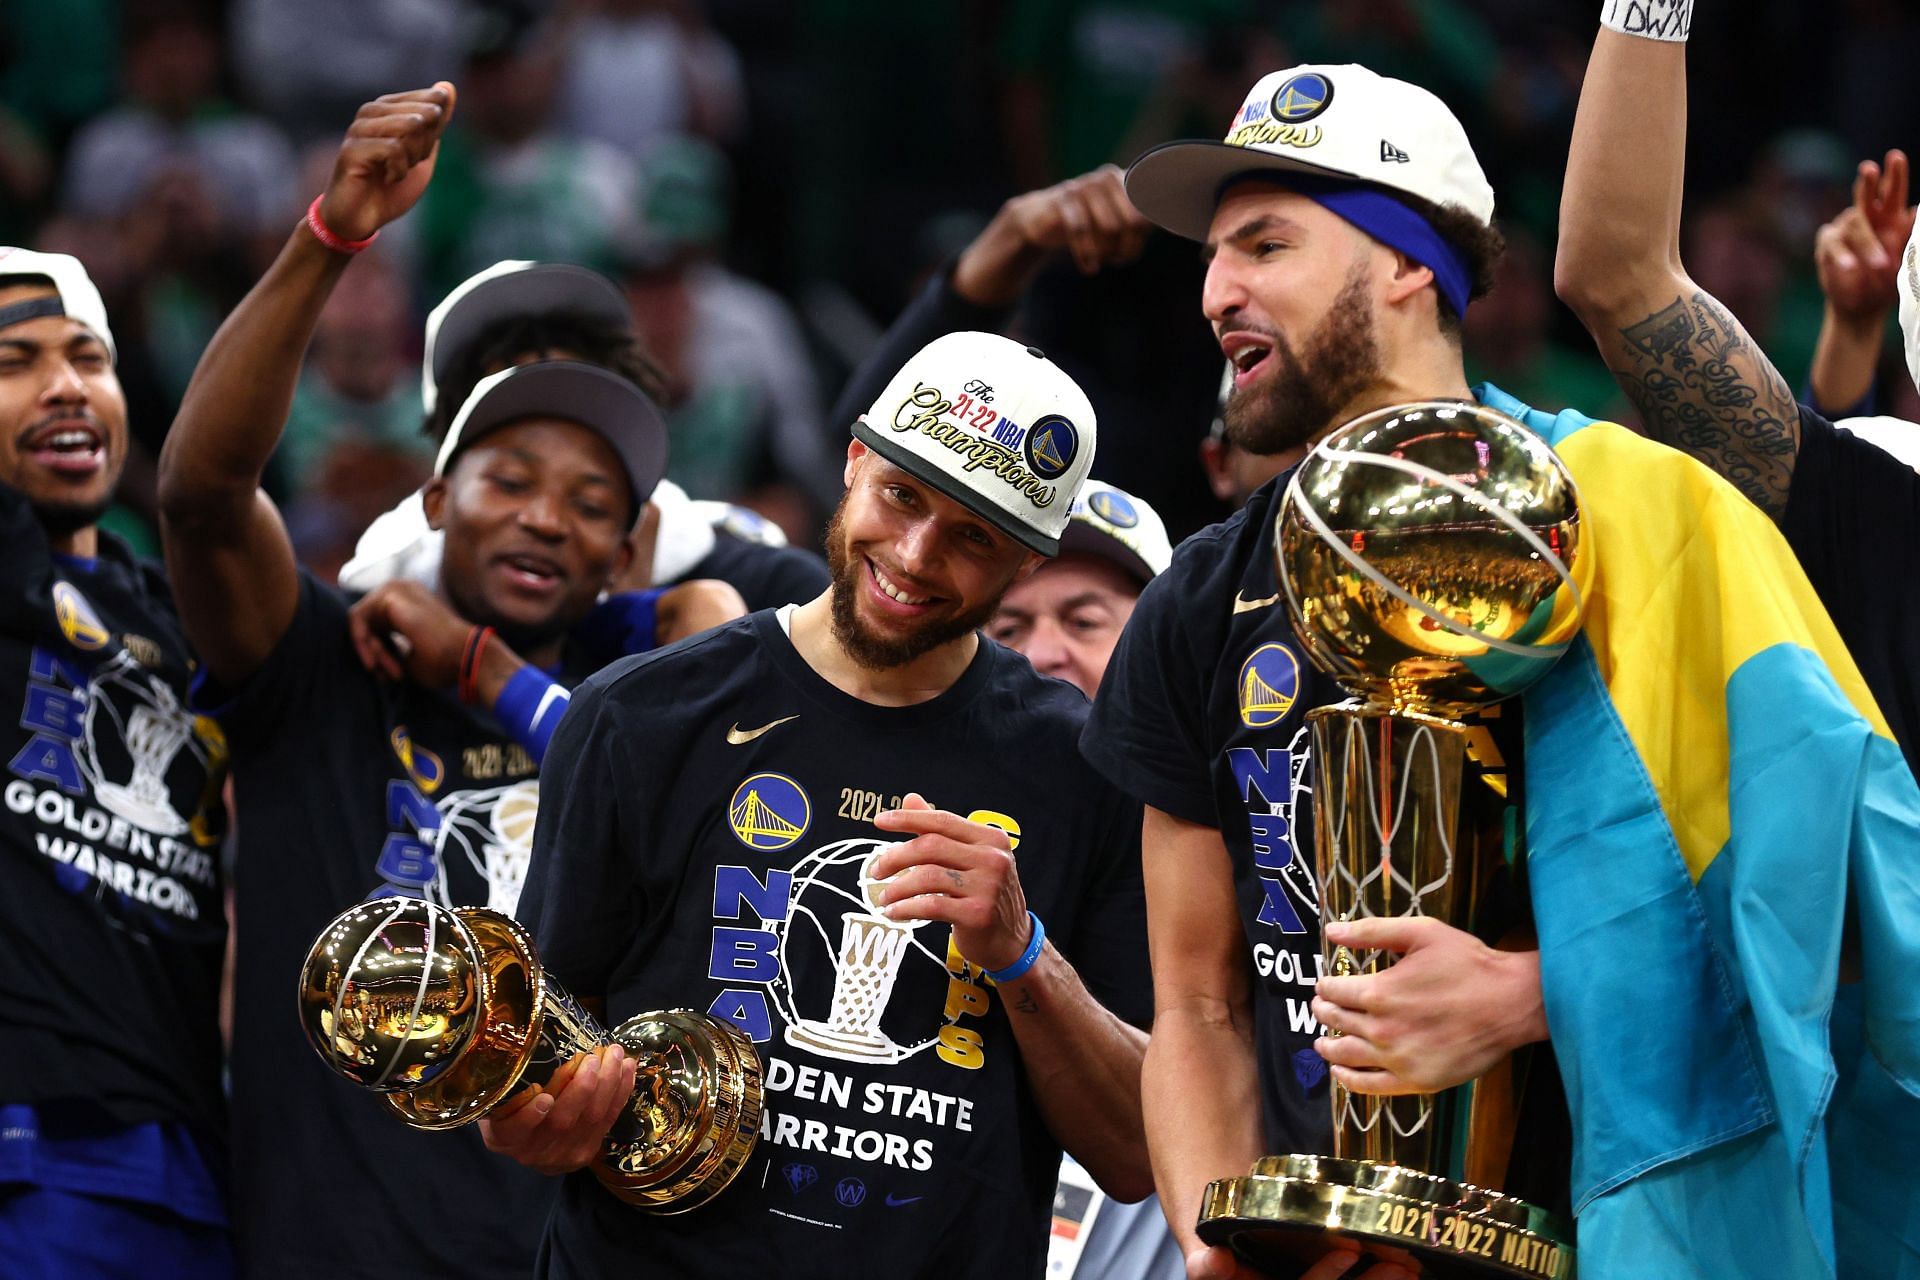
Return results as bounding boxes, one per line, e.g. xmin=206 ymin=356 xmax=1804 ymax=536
xmin=53 ymin=581 xmax=109 ymax=651
xmin=1024 ymin=415 xmax=1078 ymax=481
xmin=1270 ymin=72 xmax=1333 ymax=123
xmin=729 ymin=773 xmax=811 ymax=852
xmin=1238 ymin=643 xmax=1301 ymax=729
xmin=390 ymin=726 xmax=446 ymax=794
xmin=1087 ymin=489 xmax=1138 ymax=529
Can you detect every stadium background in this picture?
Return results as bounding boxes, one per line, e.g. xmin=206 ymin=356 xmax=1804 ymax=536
xmin=4 ymin=0 xmax=1916 ymax=564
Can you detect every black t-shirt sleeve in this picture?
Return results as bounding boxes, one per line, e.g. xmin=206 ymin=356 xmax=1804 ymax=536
xmin=516 ymin=672 xmax=650 ymax=997
xmin=1081 ymin=567 xmax=1219 ymax=826
xmin=1784 ymin=406 xmax=1920 ymax=611
xmin=1058 ymin=792 xmax=1152 ymax=1029
xmin=689 ymin=536 xmax=830 ymax=612
xmin=190 ymin=571 xmax=356 ymax=753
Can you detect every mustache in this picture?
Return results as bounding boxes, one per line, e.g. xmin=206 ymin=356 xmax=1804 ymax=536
xmin=16 ymin=406 xmax=104 ymax=449
xmin=1215 ymin=317 xmax=1280 ymax=342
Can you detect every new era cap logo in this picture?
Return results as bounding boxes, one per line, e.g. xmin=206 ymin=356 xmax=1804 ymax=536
xmin=1381 ymin=140 xmax=1409 ymax=163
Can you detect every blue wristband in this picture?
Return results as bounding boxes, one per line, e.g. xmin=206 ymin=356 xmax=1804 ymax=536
xmin=492 ymin=665 xmax=571 ymax=765
xmin=983 ymin=911 xmax=1045 ymax=984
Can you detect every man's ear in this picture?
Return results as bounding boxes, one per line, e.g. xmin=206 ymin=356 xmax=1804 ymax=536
xmin=1011 ymin=550 xmax=1046 ymax=583
xmin=844 ymin=436 xmax=870 ymax=489
xmin=604 ymin=531 xmax=636 ymax=591
xmin=421 ymin=476 xmax=449 ymax=531
xmin=1383 ymin=248 xmax=1436 ymax=308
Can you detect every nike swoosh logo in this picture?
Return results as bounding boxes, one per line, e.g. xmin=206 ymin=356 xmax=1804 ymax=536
xmin=726 ymin=715 xmax=799 ymax=745
xmin=884 ymin=1194 xmax=923 ymax=1207
xmin=1232 ymin=592 xmax=1281 ymax=614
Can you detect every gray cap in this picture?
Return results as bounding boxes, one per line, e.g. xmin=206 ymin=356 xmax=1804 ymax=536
xmin=422 ymin=261 xmax=631 ymax=416
xmin=434 ymin=362 xmax=668 ymax=521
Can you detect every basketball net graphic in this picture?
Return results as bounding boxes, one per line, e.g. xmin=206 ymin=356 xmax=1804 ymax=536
xmin=780 ymin=839 xmax=935 ymax=1064
xmin=432 ymin=778 xmax=542 ymax=913
xmin=82 ymin=653 xmax=198 ymax=837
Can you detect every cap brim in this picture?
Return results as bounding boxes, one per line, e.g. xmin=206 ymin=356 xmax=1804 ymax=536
xmin=851 ymin=419 xmax=1059 ymax=557
xmin=1125 ymin=139 xmax=1367 ymax=242
xmin=454 ymin=364 xmax=668 ymax=517
xmin=1058 ymin=521 xmax=1154 ymax=585
xmin=429 ymin=265 xmax=630 ymax=393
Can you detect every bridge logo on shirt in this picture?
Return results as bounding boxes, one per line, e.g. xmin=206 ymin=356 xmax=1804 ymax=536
xmin=1086 ymin=489 xmax=1138 ymax=529
xmin=1023 ymin=415 xmax=1078 ymax=481
xmin=1238 ymin=643 xmax=1301 ymax=728
xmin=52 ymin=581 xmax=109 ymax=651
xmin=729 ymin=773 xmax=811 ymax=851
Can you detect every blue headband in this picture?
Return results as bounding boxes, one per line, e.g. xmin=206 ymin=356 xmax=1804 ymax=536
xmin=1224 ymin=172 xmax=1475 ymax=318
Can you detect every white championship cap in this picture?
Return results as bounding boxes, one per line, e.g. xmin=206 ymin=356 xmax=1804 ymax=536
xmin=436 ymin=361 xmax=668 ymax=521
xmin=0 ymin=247 xmax=116 ymax=361
xmin=421 ymin=260 xmax=630 ymax=417
xmin=850 ymin=332 xmax=1097 ymax=557
xmin=1124 ymin=64 xmax=1495 ymax=243
xmin=1061 ymin=481 xmax=1172 ymax=584
xmin=1899 ymin=216 xmax=1920 ymax=400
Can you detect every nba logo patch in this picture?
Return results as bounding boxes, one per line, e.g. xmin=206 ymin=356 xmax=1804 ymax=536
xmin=728 ymin=773 xmax=811 ymax=851
xmin=1238 ymin=643 xmax=1301 ymax=729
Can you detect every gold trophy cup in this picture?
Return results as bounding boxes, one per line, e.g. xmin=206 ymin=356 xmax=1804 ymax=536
xmin=298 ymin=897 xmax=763 ymax=1212
xmin=1197 ymin=402 xmax=1589 ymax=1278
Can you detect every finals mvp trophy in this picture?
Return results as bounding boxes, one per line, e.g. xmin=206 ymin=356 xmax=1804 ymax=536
xmin=1198 ymin=403 xmax=1588 ymax=1278
xmin=298 ymin=898 xmax=762 ymax=1212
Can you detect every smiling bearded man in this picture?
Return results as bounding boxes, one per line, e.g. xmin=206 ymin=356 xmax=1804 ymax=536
xmin=481 ymin=330 xmax=1158 ymax=1280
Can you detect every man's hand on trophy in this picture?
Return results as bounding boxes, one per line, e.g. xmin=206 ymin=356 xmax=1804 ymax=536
xmin=869 ymin=793 xmax=1033 ymax=973
xmin=317 ymin=82 xmax=457 ymax=243
xmin=1310 ymin=918 xmax=1548 ymax=1096
xmin=479 ymin=1044 xmax=637 ymax=1176
xmin=1188 ymin=1242 xmax=1415 ymax=1280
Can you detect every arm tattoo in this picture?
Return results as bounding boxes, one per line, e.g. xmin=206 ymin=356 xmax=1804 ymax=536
xmin=1610 ymin=291 xmax=1800 ymax=521
xmin=1011 ymin=988 xmax=1040 ymax=1014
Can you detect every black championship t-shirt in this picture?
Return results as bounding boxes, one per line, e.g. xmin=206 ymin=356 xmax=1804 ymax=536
xmin=519 ymin=610 xmax=1150 ymax=1280
xmin=678 ymin=531 xmax=830 ymax=612
xmin=1784 ymin=407 xmax=1920 ymax=782
xmin=1082 ymin=474 xmax=1343 ymax=1156
xmin=203 ymin=573 xmax=573 ymax=1280
xmin=0 ymin=496 xmax=228 ymax=1136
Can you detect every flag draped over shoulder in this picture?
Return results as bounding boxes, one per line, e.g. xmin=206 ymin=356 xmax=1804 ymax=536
xmin=1473 ymin=383 xmax=1920 ymax=1279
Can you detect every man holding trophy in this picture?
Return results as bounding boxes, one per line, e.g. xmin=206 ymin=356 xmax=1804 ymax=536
xmin=482 ymin=331 xmax=1156 ymax=1278
xmin=1088 ymin=54 xmax=1920 ymax=1280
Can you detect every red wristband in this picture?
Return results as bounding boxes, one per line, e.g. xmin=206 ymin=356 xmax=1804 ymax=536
xmin=305 ymin=195 xmax=379 ymax=254
xmin=458 ymin=625 xmax=496 ymax=705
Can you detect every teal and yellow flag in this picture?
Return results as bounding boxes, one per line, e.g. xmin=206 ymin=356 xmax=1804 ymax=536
xmin=1475 ymin=384 xmax=1920 ymax=1278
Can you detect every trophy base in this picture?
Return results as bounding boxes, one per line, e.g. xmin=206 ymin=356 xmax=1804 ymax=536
xmin=598 ymin=1010 xmax=764 ymax=1213
xmin=1197 ymin=1155 xmax=1573 ymax=1279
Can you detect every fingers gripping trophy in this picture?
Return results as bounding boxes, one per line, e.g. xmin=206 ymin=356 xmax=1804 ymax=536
xmin=298 ymin=899 xmax=763 ymax=1212
xmin=1198 ymin=403 xmax=1589 ymax=1278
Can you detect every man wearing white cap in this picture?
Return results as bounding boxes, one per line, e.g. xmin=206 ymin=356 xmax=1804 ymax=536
xmin=1083 ymin=65 xmax=1557 ymax=1280
xmin=484 ymin=330 xmax=1154 ymax=1278
xmin=0 ymin=248 xmax=234 ymax=1275
xmin=1554 ymin=3 xmax=1919 ymax=783
xmin=153 ymin=86 xmax=679 ymax=1280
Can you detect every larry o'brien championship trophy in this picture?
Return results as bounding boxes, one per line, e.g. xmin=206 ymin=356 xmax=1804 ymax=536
xmin=1198 ymin=402 xmax=1589 ymax=1278
xmin=297 ymin=898 xmax=763 ymax=1212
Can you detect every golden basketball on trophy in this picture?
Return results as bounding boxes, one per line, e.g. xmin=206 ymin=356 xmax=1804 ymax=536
xmin=1196 ymin=401 xmax=1590 ymax=1278
xmin=297 ymin=898 xmax=763 ymax=1212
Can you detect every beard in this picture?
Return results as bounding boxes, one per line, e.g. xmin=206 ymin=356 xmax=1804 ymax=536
xmin=1221 ymin=265 xmax=1384 ymax=456
xmin=824 ymin=498 xmax=1009 ymax=671
xmin=30 ymin=494 xmax=112 ymax=541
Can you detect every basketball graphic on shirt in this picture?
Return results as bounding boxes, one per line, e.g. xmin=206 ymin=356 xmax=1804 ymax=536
xmin=432 ymin=778 xmax=542 ymax=914
xmin=79 ymin=651 xmax=218 ymax=838
xmin=774 ymin=838 xmax=948 ymax=1065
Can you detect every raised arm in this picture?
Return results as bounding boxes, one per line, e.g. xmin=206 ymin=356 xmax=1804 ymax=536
xmin=1553 ymin=25 xmax=1801 ymax=521
xmin=156 ymin=84 xmax=454 ymax=684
